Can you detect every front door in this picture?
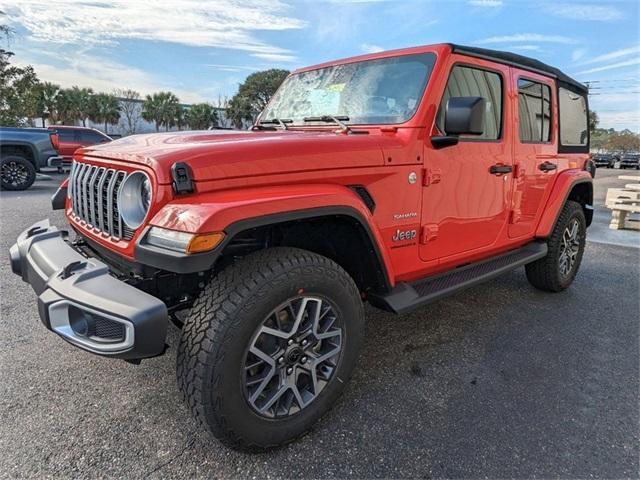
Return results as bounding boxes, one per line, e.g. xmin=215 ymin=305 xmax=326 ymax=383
xmin=508 ymin=71 xmax=557 ymax=238
xmin=419 ymin=59 xmax=513 ymax=262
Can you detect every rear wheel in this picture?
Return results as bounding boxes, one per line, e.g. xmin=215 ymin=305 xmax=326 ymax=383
xmin=1 ymin=156 xmax=36 ymax=191
xmin=177 ymin=247 xmax=364 ymax=451
xmin=526 ymin=200 xmax=586 ymax=292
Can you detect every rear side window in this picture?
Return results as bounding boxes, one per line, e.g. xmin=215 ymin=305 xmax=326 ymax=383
xmin=559 ymin=87 xmax=588 ymax=147
xmin=518 ymin=79 xmax=552 ymax=143
xmin=57 ymin=130 xmax=76 ymax=142
xmin=80 ymin=131 xmax=106 ymax=144
xmin=437 ymin=65 xmax=503 ymax=140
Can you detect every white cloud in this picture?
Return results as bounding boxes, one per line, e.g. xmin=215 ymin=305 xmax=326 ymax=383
xmin=578 ymin=57 xmax=640 ymax=74
xmin=590 ymin=93 xmax=640 ymax=105
xmin=504 ymin=45 xmax=541 ymax=51
xmin=596 ymin=110 xmax=640 ymax=131
xmin=579 ymin=45 xmax=640 ymax=66
xmin=360 ymin=43 xmax=385 ymax=53
xmin=4 ymin=0 xmax=304 ymax=57
xmin=572 ymin=48 xmax=587 ymax=62
xmin=250 ymin=53 xmax=298 ymax=63
xmin=543 ymin=3 xmax=623 ymax=22
xmin=478 ymin=33 xmax=578 ymax=45
xmin=15 ymin=53 xmax=214 ymax=103
xmin=205 ymin=64 xmax=261 ymax=73
xmin=316 ymin=0 xmax=391 ymax=3
xmin=467 ymin=0 xmax=503 ymax=7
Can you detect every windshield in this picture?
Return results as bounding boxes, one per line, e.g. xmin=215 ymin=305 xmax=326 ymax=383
xmin=261 ymin=53 xmax=436 ymax=125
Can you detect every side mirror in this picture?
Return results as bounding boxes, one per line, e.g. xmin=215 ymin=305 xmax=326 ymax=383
xmin=431 ymin=96 xmax=486 ymax=149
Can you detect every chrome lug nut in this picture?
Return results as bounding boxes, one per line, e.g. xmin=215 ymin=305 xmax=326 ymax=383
xmin=301 ymin=356 xmax=307 ymax=363
xmin=278 ymin=356 xmax=284 ymax=364
xmin=286 ymin=367 xmax=293 ymax=374
xmin=288 ymin=339 xmax=294 ymax=345
xmin=301 ymin=339 xmax=308 ymax=346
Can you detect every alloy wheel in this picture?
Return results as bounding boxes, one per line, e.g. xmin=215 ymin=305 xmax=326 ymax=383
xmin=243 ymin=296 xmax=344 ymax=418
xmin=559 ymin=218 xmax=581 ymax=277
xmin=1 ymin=161 xmax=30 ymax=188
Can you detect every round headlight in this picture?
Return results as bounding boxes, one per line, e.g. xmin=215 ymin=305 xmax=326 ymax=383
xmin=118 ymin=171 xmax=152 ymax=229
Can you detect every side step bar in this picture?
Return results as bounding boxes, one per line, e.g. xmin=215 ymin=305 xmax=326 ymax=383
xmin=369 ymin=242 xmax=547 ymax=314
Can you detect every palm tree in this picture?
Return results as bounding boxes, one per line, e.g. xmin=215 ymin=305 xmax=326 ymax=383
xmin=35 ymin=82 xmax=60 ymax=126
xmin=54 ymin=87 xmax=93 ymax=126
xmin=69 ymin=86 xmax=93 ymax=126
xmin=54 ymin=89 xmax=77 ymax=125
xmin=142 ymin=91 xmax=180 ymax=132
xmin=89 ymin=93 xmax=120 ymax=134
xmin=184 ymin=103 xmax=219 ymax=130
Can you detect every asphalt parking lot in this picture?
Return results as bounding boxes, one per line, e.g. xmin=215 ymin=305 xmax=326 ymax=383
xmin=1 ymin=169 xmax=638 ymax=479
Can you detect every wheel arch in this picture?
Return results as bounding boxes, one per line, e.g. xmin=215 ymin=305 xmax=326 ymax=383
xmin=536 ymin=171 xmax=593 ymax=238
xmin=218 ymin=207 xmax=393 ymax=295
xmin=0 ymin=142 xmax=37 ymax=164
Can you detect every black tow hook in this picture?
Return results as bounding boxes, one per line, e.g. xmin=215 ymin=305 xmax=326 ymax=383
xmin=59 ymin=260 xmax=87 ymax=279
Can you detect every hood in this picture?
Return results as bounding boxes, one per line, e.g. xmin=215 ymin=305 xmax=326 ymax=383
xmin=79 ymin=129 xmax=387 ymax=184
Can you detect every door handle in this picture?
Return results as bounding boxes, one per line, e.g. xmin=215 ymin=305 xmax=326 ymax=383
xmin=489 ymin=164 xmax=513 ymax=175
xmin=539 ymin=161 xmax=557 ymax=172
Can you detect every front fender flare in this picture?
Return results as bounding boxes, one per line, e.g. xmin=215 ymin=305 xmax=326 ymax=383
xmin=137 ymin=184 xmax=394 ymax=288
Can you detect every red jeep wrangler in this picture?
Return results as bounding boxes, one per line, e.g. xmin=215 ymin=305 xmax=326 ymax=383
xmin=10 ymin=44 xmax=594 ymax=451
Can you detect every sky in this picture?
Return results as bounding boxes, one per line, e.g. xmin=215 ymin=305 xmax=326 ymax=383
xmin=2 ymin=0 xmax=639 ymax=131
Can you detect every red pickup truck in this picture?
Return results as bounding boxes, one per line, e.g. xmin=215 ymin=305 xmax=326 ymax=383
xmin=11 ymin=44 xmax=594 ymax=451
xmin=47 ymin=125 xmax=111 ymax=168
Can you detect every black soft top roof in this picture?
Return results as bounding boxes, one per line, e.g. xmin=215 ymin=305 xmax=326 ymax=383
xmin=449 ymin=44 xmax=587 ymax=94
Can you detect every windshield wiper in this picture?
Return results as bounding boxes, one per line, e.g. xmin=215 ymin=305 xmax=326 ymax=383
xmin=254 ymin=118 xmax=293 ymax=130
xmin=303 ymin=115 xmax=351 ymax=134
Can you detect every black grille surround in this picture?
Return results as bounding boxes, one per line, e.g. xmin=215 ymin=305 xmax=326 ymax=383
xmin=69 ymin=162 xmax=134 ymax=241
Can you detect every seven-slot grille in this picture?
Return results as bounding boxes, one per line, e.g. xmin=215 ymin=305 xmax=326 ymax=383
xmin=69 ymin=162 xmax=135 ymax=240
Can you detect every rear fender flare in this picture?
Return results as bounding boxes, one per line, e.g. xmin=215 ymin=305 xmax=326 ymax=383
xmin=535 ymin=170 xmax=593 ymax=238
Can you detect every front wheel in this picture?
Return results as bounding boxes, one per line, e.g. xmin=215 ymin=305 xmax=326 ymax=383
xmin=526 ymin=200 xmax=586 ymax=292
xmin=177 ymin=247 xmax=364 ymax=451
xmin=1 ymin=156 xmax=36 ymax=191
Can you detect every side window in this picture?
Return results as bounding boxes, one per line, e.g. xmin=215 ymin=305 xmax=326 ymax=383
xmin=57 ymin=130 xmax=75 ymax=142
xmin=437 ymin=65 xmax=503 ymax=140
xmin=559 ymin=87 xmax=588 ymax=146
xmin=80 ymin=131 xmax=103 ymax=144
xmin=518 ymin=79 xmax=552 ymax=142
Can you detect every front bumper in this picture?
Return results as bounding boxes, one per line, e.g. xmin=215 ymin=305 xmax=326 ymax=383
xmin=10 ymin=220 xmax=168 ymax=359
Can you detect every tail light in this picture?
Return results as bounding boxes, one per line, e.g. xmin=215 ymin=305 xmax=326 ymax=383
xmin=50 ymin=132 xmax=60 ymax=151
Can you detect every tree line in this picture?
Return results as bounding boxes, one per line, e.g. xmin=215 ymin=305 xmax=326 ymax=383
xmin=589 ymin=111 xmax=640 ymax=152
xmin=1 ymin=22 xmax=289 ymax=134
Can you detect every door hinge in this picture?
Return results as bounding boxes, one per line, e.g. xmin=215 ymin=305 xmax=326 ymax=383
xmin=422 ymin=168 xmax=442 ymax=186
xmin=420 ymin=224 xmax=438 ymax=244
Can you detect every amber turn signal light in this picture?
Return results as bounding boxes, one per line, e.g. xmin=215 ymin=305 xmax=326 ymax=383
xmin=186 ymin=232 xmax=225 ymax=254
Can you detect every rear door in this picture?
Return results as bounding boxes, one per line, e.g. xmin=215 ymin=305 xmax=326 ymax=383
xmin=508 ymin=70 xmax=557 ymax=238
xmin=419 ymin=58 xmax=514 ymax=262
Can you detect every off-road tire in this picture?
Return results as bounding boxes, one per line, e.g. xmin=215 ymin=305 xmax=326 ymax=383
xmin=177 ymin=247 xmax=365 ymax=451
xmin=526 ymin=200 xmax=586 ymax=292
xmin=1 ymin=156 xmax=36 ymax=191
